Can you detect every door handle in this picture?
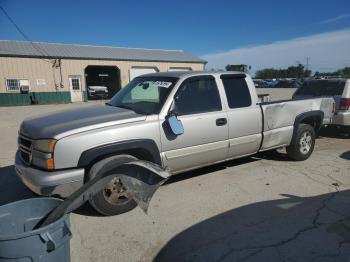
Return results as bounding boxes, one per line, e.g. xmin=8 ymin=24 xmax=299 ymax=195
xmin=216 ymin=118 xmax=227 ymax=126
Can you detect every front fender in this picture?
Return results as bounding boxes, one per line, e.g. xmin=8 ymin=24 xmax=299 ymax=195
xmin=77 ymin=139 xmax=162 ymax=167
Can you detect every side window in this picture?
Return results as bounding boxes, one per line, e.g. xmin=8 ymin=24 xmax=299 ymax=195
xmin=221 ymin=76 xmax=252 ymax=108
xmin=174 ymin=77 xmax=222 ymax=115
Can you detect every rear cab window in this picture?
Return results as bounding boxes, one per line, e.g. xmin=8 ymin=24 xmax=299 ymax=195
xmin=220 ymin=74 xmax=252 ymax=108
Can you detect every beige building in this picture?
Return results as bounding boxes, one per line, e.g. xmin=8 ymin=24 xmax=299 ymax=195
xmin=0 ymin=40 xmax=206 ymax=105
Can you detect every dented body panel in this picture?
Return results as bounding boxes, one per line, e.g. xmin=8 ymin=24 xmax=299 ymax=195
xmin=260 ymin=98 xmax=334 ymax=150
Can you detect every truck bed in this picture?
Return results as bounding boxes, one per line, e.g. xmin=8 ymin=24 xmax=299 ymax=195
xmin=259 ymin=97 xmax=334 ymax=151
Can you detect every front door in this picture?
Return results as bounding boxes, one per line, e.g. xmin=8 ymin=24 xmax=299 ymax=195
xmin=160 ymin=75 xmax=229 ymax=173
xmin=69 ymin=76 xmax=83 ymax=102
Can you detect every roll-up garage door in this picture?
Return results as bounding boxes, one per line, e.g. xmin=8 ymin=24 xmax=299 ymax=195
xmin=129 ymin=67 xmax=158 ymax=81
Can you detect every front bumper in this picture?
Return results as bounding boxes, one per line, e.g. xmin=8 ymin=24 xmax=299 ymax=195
xmin=88 ymin=91 xmax=108 ymax=97
xmin=15 ymin=151 xmax=85 ymax=198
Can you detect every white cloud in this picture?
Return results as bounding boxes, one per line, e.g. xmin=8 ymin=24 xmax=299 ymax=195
xmin=320 ymin=13 xmax=350 ymax=24
xmin=201 ymin=29 xmax=350 ymax=73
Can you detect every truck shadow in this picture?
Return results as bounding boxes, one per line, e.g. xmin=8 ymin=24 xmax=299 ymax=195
xmin=0 ymin=165 xmax=36 ymax=206
xmin=0 ymin=165 xmax=109 ymax=217
xmin=254 ymin=150 xmax=290 ymax=162
xmin=340 ymin=151 xmax=350 ymax=160
xmin=318 ymin=127 xmax=349 ymax=139
xmin=154 ymin=190 xmax=350 ymax=262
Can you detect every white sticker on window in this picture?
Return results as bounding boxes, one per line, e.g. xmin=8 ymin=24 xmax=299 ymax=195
xmin=155 ymin=81 xmax=172 ymax=88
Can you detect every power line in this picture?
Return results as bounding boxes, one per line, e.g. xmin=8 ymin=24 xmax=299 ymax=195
xmin=0 ymin=5 xmax=52 ymax=63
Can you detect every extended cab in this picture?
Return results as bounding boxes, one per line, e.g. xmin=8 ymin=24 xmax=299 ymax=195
xmin=15 ymin=71 xmax=334 ymax=215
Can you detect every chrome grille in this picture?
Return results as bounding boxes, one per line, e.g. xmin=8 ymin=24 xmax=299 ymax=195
xmin=18 ymin=134 xmax=32 ymax=165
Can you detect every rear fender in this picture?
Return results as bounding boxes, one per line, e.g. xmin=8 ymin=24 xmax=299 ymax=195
xmin=292 ymin=110 xmax=324 ymax=142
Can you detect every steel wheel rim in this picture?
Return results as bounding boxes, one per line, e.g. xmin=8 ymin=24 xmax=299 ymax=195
xmin=299 ymin=131 xmax=312 ymax=155
xmin=103 ymin=177 xmax=132 ymax=205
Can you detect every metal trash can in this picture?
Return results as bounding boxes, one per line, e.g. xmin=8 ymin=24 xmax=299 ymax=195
xmin=0 ymin=198 xmax=72 ymax=262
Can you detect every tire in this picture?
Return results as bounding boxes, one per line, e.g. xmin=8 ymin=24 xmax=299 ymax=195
xmin=286 ymin=124 xmax=315 ymax=161
xmin=87 ymin=155 xmax=138 ymax=216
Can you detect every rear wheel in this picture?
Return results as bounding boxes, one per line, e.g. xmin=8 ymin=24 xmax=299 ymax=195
xmin=287 ymin=124 xmax=315 ymax=161
xmin=87 ymin=155 xmax=138 ymax=216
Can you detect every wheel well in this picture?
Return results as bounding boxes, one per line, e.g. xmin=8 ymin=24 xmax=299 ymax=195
xmin=292 ymin=111 xmax=324 ymax=143
xmin=300 ymin=115 xmax=322 ymax=131
xmin=83 ymin=148 xmax=158 ymax=179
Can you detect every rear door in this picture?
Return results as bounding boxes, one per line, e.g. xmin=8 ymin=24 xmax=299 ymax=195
xmin=160 ymin=75 xmax=229 ymax=173
xmin=220 ymin=75 xmax=262 ymax=158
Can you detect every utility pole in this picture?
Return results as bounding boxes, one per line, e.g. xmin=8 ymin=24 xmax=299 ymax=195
xmin=305 ymin=57 xmax=311 ymax=71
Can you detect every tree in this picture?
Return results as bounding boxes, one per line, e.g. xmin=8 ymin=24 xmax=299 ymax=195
xmin=336 ymin=67 xmax=350 ymax=76
xmin=312 ymin=67 xmax=350 ymax=77
xmin=255 ymin=64 xmax=311 ymax=79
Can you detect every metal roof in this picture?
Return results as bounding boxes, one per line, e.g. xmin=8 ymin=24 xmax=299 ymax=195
xmin=0 ymin=40 xmax=206 ymax=64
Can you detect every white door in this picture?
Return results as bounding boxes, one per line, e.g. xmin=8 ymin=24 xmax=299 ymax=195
xmin=69 ymin=76 xmax=82 ymax=102
xmin=129 ymin=67 xmax=157 ymax=81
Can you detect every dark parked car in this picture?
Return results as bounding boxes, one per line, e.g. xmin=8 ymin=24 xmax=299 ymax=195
xmin=274 ymin=79 xmax=302 ymax=88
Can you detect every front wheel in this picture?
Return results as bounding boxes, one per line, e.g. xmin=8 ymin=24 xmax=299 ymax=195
xmin=87 ymin=155 xmax=138 ymax=215
xmin=286 ymin=124 xmax=315 ymax=161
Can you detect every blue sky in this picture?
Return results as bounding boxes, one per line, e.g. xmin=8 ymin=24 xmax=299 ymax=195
xmin=1 ymin=0 xmax=350 ymax=72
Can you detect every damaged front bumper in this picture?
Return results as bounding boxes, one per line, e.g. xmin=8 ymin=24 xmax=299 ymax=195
xmin=15 ymin=151 xmax=85 ymax=197
xmin=38 ymin=158 xmax=171 ymax=227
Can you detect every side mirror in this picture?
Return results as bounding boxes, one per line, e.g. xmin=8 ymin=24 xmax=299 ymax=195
xmin=166 ymin=114 xmax=184 ymax=136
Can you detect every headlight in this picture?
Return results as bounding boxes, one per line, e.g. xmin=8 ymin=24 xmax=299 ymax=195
xmin=32 ymin=139 xmax=57 ymax=153
xmin=31 ymin=155 xmax=55 ymax=170
xmin=32 ymin=139 xmax=57 ymax=170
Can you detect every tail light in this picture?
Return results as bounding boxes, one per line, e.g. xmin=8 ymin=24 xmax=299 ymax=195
xmin=332 ymin=102 xmax=336 ymax=113
xmin=339 ymin=98 xmax=350 ymax=110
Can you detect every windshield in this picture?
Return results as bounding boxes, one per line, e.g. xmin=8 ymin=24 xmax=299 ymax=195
xmin=108 ymin=77 xmax=178 ymax=115
xmin=295 ymin=80 xmax=345 ymax=96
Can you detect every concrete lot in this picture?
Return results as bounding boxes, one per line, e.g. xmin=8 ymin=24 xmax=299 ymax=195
xmin=0 ymin=89 xmax=349 ymax=262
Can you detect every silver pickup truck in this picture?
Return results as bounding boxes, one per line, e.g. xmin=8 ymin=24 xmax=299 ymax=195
xmin=15 ymin=71 xmax=334 ymax=215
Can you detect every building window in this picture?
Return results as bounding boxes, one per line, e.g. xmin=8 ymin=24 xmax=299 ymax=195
xmin=71 ymin=78 xmax=80 ymax=90
xmin=6 ymin=79 xmax=30 ymax=92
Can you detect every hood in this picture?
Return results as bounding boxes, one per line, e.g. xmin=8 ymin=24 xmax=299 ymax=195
xmin=20 ymin=105 xmax=146 ymax=139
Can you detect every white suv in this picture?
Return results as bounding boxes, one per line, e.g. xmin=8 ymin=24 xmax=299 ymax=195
xmin=293 ymin=79 xmax=350 ymax=134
